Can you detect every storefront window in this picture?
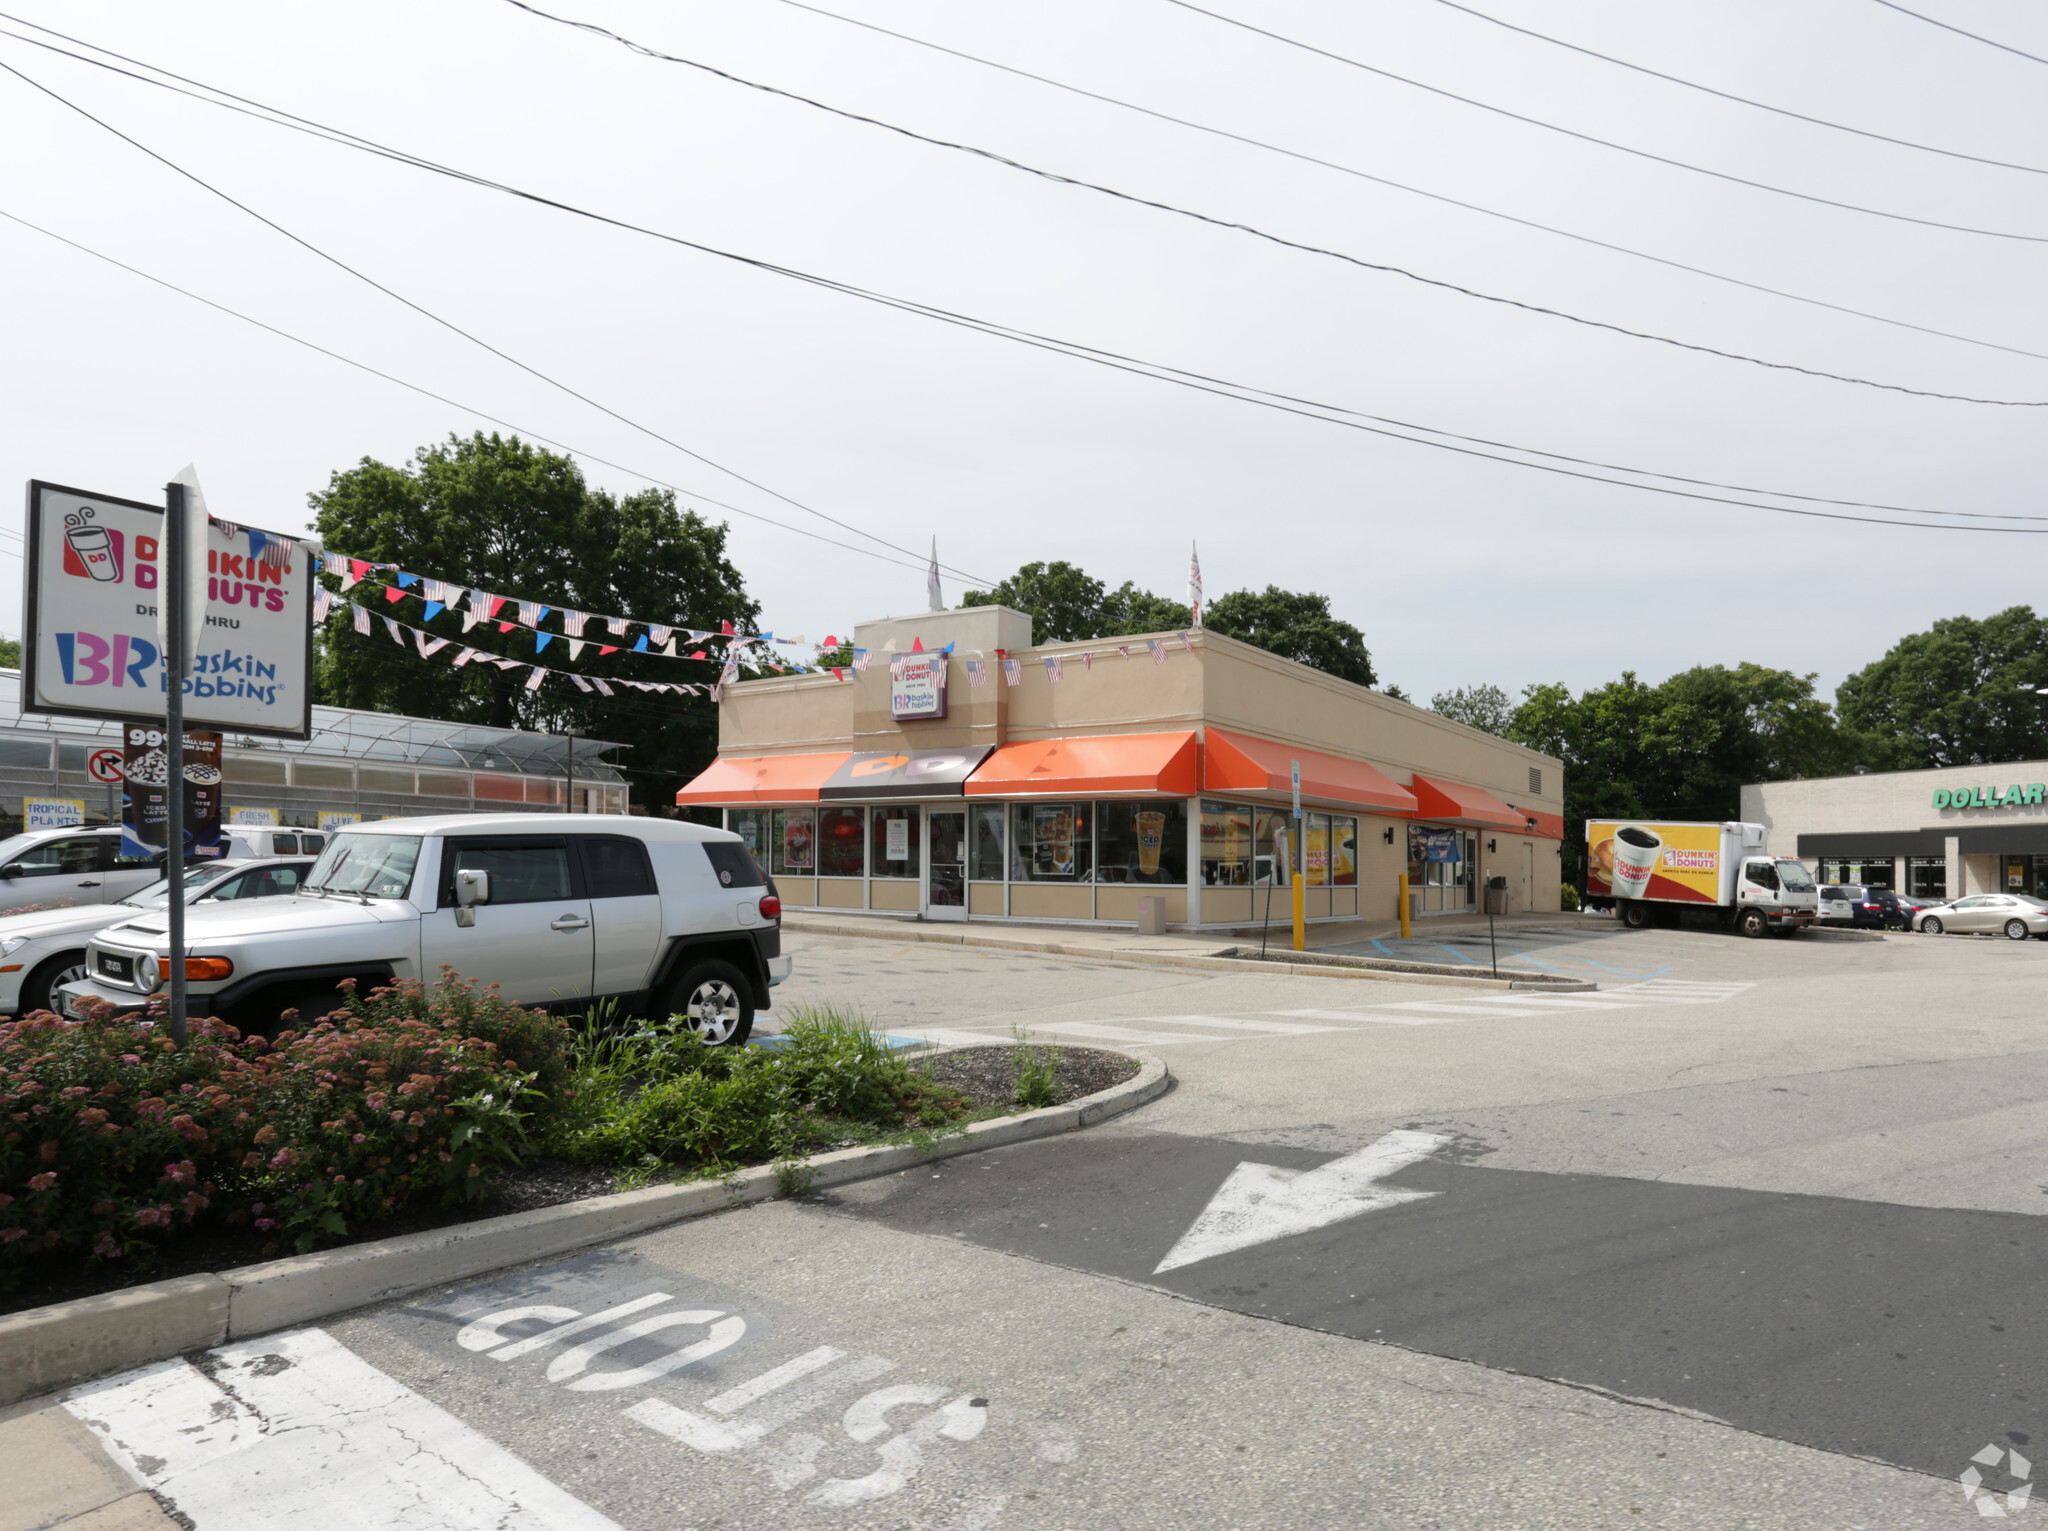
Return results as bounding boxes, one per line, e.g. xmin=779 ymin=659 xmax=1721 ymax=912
xmin=1097 ymin=801 xmax=1186 ymax=884
xmin=1409 ymin=824 xmax=1475 ymax=905
xmin=1907 ymin=857 xmax=1946 ymax=899
xmin=871 ymin=805 xmax=920 ymax=879
xmin=969 ymin=803 xmax=1006 ymax=880
xmin=1330 ymin=815 xmax=1358 ymax=886
xmin=1819 ymin=857 xmax=1895 ymax=889
xmin=728 ymin=808 xmax=768 ymax=859
xmin=1255 ymin=808 xmax=1297 ymax=887
xmin=1305 ymin=813 xmax=1357 ymax=886
xmin=1011 ymin=802 xmax=1092 ymax=881
xmin=771 ymin=808 xmax=815 ymax=877
xmin=818 ymin=806 xmax=865 ymax=877
xmin=1200 ymin=799 xmax=1254 ymax=886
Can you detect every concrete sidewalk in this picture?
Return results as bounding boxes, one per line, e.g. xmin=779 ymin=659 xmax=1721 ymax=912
xmin=783 ymin=906 xmax=1597 ymax=962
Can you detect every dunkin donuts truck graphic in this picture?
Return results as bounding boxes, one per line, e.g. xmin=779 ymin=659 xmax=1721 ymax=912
xmin=1585 ymin=819 xmax=1818 ymax=933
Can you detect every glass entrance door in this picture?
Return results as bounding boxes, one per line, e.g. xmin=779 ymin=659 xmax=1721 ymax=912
xmin=926 ymin=808 xmax=967 ymax=920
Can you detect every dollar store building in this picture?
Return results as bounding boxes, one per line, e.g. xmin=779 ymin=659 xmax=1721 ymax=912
xmin=1746 ymin=758 xmax=2048 ymax=901
xmin=676 ymin=606 xmax=1565 ymax=930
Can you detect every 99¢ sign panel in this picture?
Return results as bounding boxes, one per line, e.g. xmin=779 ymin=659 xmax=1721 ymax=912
xmin=23 ymin=480 xmax=312 ymax=739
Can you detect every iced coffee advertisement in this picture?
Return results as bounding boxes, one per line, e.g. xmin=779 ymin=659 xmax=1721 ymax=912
xmin=120 ymin=725 xmax=224 ymax=860
xmin=25 ymin=480 xmax=312 ymax=738
xmin=1586 ymin=819 xmax=1722 ymax=902
xmin=1034 ymin=805 xmax=1076 ymax=877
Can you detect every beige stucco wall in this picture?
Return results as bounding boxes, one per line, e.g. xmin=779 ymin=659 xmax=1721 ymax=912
xmin=1745 ymin=762 xmax=2048 ymax=850
xmin=816 ymin=877 xmax=865 ymax=909
xmin=869 ymin=878 xmax=919 ymax=911
xmin=969 ymin=881 xmax=1005 ymax=916
xmin=1010 ymin=884 xmax=1093 ymax=920
xmin=1096 ymin=886 xmax=1188 ymax=924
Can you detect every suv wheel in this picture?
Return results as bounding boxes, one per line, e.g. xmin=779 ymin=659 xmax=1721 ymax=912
xmin=1739 ymin=909 xmax=1769 ymax=938
xmin=2005 ymin=918 xmax=2031 ymax=941
xmin=21 ymin=949 xmax=89 ymax=1015
xmin=667 ymin=960 xmax=754 ymax=1046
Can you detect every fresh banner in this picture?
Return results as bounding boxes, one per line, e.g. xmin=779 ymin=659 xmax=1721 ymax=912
xmin=1586 ymin=819 xmax=1721 ymax=903
xmin=26 ymin=480 xmax=313 ymax=738
xmin=120 ymin=725 xmax=224 ymax=860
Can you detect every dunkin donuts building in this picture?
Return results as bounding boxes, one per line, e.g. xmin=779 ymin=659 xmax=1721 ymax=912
xmin=675 ymin=606 xmax=1565 ymax=930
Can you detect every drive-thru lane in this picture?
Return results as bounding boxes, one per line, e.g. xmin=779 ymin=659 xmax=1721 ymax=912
xmin=821 ymin=1126 xmax=2043 ymax=1482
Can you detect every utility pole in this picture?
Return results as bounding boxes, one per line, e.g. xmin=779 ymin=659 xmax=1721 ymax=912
xmin=563 ymin=726 xmax=580 ymax=814
xmin=162 ymin=480 xmax=189 ymax=1044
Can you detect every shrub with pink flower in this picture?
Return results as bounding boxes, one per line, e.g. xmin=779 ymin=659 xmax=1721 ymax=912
xmin=1 ymin=974 xmax=569 ymax=1291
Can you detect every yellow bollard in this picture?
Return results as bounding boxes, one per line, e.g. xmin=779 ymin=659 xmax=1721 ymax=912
xmin=1292 ymin=862 xmax=1306 ymax=952
xmin=1398 ymin=872 xmax=1411 ymax=939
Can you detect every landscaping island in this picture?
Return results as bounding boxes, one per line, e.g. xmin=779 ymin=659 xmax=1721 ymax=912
xmin=0 ymin=978 xmax=1137 ymax=1314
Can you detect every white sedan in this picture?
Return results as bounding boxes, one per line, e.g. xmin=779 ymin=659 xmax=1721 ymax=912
xmin=1913 ymin=893 xmax=2048 ymax=940
xmin=0 ymin=857 xmax=313 ymax=1015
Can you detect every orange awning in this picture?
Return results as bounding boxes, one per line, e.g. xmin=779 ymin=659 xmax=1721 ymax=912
xmin=674 ymin=751 xmax=852 ymax=804
xmin=1410 ymin=773 xmax=1525 ymax=829
xmin=965 ymin=732 xmax=1198 ymax=797
xmin=1505 ymin=805 xmax=1565 ymax=840
xmin=1202 ymin=729 xmax=1418 ymax=814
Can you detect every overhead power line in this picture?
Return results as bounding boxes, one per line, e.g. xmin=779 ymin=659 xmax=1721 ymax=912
xmin=10 ymin=200 xmax=2047 ymax=545
xmin=0 ymin=206 xmax=946 ymax=580
xmin=489 ymin=0 xmax=2047 ymax=407
xmin=0 ymin=51 xmax=993 ymax=588
xmin=2 ymin=21 xmax=2042 ymax=530
xmin=1161 ymin=0 xmax=2048 ymax=245
xmin=763 ymin=0 xmax=2048 ymax=369
xmin=1434 ymin=0 xmax=2048 ymax=176
xmin=1867 ymin=0 xmax=2048 ymax=68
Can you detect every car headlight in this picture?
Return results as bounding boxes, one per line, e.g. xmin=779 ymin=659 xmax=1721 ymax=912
xmin=0 ymin=935 xmax=31 ymax=958
xmin=136 ymin=961 xmax=161 ymax=994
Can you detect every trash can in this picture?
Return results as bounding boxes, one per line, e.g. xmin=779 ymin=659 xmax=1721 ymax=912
xmin=1486 ymin=885 xmax=1513 ymax=916
xmin=1136 ymin=896 xmax=1167 ymax=936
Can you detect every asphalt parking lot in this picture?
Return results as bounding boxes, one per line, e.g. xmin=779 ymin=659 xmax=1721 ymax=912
xmin=39 ymin=918 xmax=2048 ymax=1529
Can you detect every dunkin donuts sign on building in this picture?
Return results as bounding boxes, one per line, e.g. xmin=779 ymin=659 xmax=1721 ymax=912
xmin=1586 ymin=820 xmax=1724 ymax=903
xmin=23 ymin=480 xmax=312 ymax=739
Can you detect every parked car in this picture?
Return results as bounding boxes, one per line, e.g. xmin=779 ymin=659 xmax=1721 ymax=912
xmin=1891 ymin=893 xmax=1939 ymax=930
xmin=0 ymin=856 xmax=314 ymax=1015
xmin=58 ymin=814 xmax=791 ymax=1043
xmin=1913 ymin=893 xmax=2048 ymax=939
xmin=1816 ymin=883 xmax=1899 ymax=929
xmin=0 ymin=824 xmax=298 ymax=916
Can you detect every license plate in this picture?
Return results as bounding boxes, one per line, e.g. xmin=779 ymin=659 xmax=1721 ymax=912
xmin=97 ymin=952 xmax=133 ymax=983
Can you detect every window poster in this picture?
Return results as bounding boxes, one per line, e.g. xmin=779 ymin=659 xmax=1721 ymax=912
xmin=782 ymin=813 xmax=813 ymax=870
xmin=1033 ymin=805 xmax=1076 ymax=876
xmin=886 ymin=816 xmax=910 ymax=861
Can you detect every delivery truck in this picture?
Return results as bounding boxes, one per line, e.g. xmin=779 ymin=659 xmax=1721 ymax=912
xmin=1584 ymin=819 xmax=1819 ymax=936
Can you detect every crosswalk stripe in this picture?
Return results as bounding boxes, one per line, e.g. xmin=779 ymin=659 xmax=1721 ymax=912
xmin=1108 ymin=1014 xmax=1346 ymax=1035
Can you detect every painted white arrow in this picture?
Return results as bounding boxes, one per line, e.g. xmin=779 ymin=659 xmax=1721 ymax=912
xmin=1153 ymin=1130 xmax=1450 ymax=1274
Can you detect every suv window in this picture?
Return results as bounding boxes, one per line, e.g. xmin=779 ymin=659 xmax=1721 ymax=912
xmin=442 ymin=839 xmax=577 ymax=905
xmin=270 ymin=833 xmax=299 ymax=855
xmin=702 ymin=841 xmax=764 ymax=890
xmin=579 ymin=836 xmax=656 ymax=898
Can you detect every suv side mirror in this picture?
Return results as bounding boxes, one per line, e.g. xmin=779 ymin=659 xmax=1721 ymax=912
xmin=0 ymin=863 xmax=20 ymax=880
xmin=455 ymin=869 xmax=491 ymax=907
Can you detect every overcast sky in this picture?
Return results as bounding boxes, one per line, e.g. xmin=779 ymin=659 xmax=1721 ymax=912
xmin=3 ymin=0 xmax=2046 ymax=707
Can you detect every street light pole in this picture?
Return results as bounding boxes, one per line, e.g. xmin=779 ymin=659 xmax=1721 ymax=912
xmin=563 ymin=726 xmax=580 ymax=814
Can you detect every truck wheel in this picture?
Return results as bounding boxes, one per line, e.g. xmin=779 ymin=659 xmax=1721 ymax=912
xmin=666 ymin=960 xmax=754 ymax=1047
xmin=1620 ymin=901 xmax=1653 ymax=930
xmin=20 ymin=949 xmax=90 ymax=1015
xmin=1739 ymin=909 xmax=1770 ymax=938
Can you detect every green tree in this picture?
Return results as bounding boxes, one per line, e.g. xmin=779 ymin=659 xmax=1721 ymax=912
xmin=1204 ymin=586 xmax=1376 ymax=687
xmin=962 ymin=562 xmax=1190 ymax=640
xmin=1510 ymin=663 xmax=1860 ymax=880
xmin=1836 ymin=607 xmax=2048 ymax=767
xmin=0 ymin=639 xmax=19 ymax=670
xmin=1431 ymin=683 xmax=1514 ymax=736
xmin=310 ymin=432 xmax=759 ymax=810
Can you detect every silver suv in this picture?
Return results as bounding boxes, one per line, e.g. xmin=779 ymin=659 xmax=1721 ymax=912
xmin=59 ymin=814 xmax=790 ymax=1042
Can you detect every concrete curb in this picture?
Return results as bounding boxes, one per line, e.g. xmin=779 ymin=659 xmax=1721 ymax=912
xmin=786 ymin=916 xmax=1588 ymax=992
xmin=0 ymin=1057 xmax=1168 ymax=1407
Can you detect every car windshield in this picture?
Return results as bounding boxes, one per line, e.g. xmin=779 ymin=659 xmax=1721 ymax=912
xmin=121 ymin=862 xmax=244 ymax=907
xmin=1775 ymin=860 xmax=1815 ymax=890
xmin=303 ymin=834 xmax=422 ymax=899
xmin=0 ymin=832 xmax=45 ymax=868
